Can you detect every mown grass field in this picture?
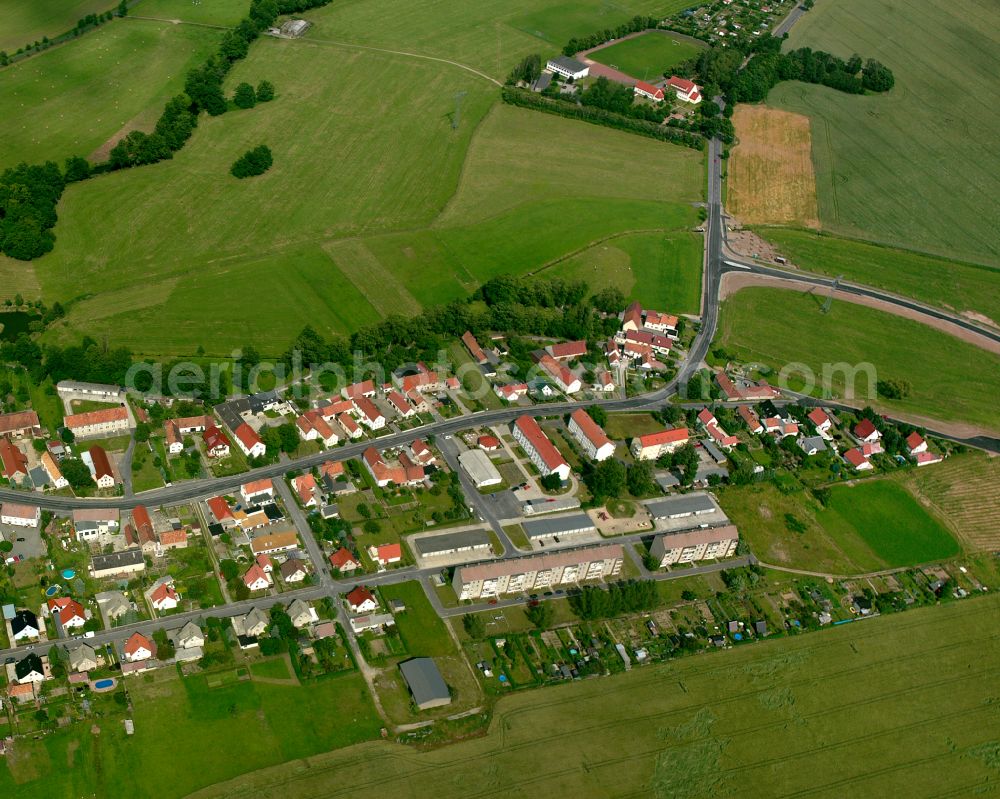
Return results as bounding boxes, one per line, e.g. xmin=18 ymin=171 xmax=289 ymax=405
xmin=758 ymin=228 xmax=1000 ymax=328
xmin=818 ymin=480 xmax=960 ymax=568
xmin=588 ymin=30 xmax=703 ymax=80
xmin=538 ymin=230 xmax=703 ymax=314
xmin=0 ymin=667 xmax=381 ymax=799
xmin=729 ymin=106 xmax=818 ymax=227
xmin=718 ymin=477 xmax=959 ymax=575
xmin=0 ymin=0 xmax=115 ymax=52
xmin=715 ymin=287 xmax=1000 ymax=431
xmin=189 ymin=596 xmax=1000 ymax=799
xmin=0 ymin=19 xmax=222 ymax=169
xmin=135 ymin=0 xmax=251 ymax=26
xmin=770 ymin=0 xmax=1000 ymax=268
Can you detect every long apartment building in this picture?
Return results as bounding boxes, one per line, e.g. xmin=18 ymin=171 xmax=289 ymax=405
xmin=63 ymin=406 xmax=130 ymax=438
xmin=567 ymin=408 xmax=615 ymax=461
xmin=453 ymin=544 xmax=623 ymax=601
xmin=511 ymin=415 xmax=570 ymax=480
xmin=650 ymin=525 xmax=739 ymax=567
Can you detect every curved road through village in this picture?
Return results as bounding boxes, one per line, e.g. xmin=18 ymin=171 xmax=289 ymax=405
xmin=3 ymin=133 xmax=998 ymax=663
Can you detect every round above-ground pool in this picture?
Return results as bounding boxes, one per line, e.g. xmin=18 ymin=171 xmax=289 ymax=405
xmin=62 ymin=569 xmax=76 ymax=580
xmin=92 ymin=678 xmax=117 ymax=692
xmin=45 ymin=584 xmax=61 ymax=597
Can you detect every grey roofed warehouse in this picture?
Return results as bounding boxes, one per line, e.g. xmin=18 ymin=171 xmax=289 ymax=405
xmin=399 ymin=657 xmax=451 ymax=710
xmin=412 ymin=529 xmax=492 ymax=557
xmin=644 ymin=493 xmax=718 ymax=520
xmin=523 ymin=512 xmax=596 ymax=540
xmin=457 ymin=448 xmax=502 ymax=487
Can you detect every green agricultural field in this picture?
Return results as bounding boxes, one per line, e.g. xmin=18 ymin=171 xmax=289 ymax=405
xmin=0 ymin=667 xmax=381 ymax=799
xmin=716 ymin=287 xmax=1000 ymax=432
xmin=819 ymin=480 xmax=960 ymax=567
xmin=770 ymin=0 xmax=1000 ymax=268
xmin=761 ymin=228 xmax=1000 ymax=327
xmin=542 ymin=230 xmax=703 ymax=314
xmin=189 ymin=596 xmax=1000 ymax=799
xmin=0 ymin=19 xmax=223 ymax=170
xmin=134 ymin=0 xmax=251 ymax=26
xmin=0 ymin=0 xmax=116 ymax=53
xmin=507 ymin=0 xmax=693 ymax=48
xmin=306 ymin=0 xmax=695 ymax=79
xmin=37 ymin=75 xmax=702 ymax=356
xmin=589 ymin=30 xmax=703 ymax=81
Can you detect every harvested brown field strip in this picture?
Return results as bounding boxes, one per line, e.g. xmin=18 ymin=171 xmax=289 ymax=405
xmin=729 ymin=106 xmax=819 ymax=227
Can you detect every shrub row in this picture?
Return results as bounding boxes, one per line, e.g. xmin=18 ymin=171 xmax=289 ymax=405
xmin=500 ymin=87 xmax=705 ymax=151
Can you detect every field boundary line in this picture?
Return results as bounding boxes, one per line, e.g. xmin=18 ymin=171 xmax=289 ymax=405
xmin=527 ymin=227 xmax=676 ymax=275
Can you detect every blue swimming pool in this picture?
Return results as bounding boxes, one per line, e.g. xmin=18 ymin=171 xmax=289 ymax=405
xmin=45 ymin=585 xmax=61 ymax=597
xmin=94 ymin=679 xmax=115 ymax=689
xmin=62 ymin=569 xmax=76 ymax=580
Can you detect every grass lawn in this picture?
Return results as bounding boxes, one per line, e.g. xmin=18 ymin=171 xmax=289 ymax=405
xmin=130 ymin=444 xmax=165 ymax=493
xmin=0 ymin=0 xmax=122 ymax=52
xmin=0 ymin=666 xmax=381 ymax=799
xmin=770 ymin=0 xmax=1000 ymax=267
xmin=189 ymin=596 xmax=1000 ymax=799
xmin=0 ymin=18 xmax=223 ymax=170
xmin=70 ymin=398 xmax=119 ymax=414
xmin=250 ymin=657 xmax=292 ymax=681
xmin=759 ymin=228 xmax=1000 ymax=327
xmin=819 ymin=480 xmax=960 ymax=567
xmin=715 ymin=287 xmax=1000 ymax=432
xmin=718 ymin=478 xmax=959 ymax=574
xmin=603 ymin=412 xmax=666 ymax=441
xmin=378 ymin=581 xmax=455 ymax=657
xmin=588 ymin=30 xmax=703 ymax=81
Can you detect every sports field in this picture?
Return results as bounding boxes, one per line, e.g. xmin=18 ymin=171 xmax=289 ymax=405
xmin=759 ymin=228 xmax=1000 ymax=328
xmin=728 ymin=106 xmax=818 ymax=227
xmin=715 ymin=287 xmax=1000 ymax=432
xmin=188 ymin=596 xmax=1000 ymax=799
xmin=588 ymin=30 xmax=703 ymax=80
xmin=0 ymin=0 xmax=114 ymax=52
xmin=770 ymin=0 xmax=1000 ymax=268
xmin=0 ymin=19 xmax=222 ymax=169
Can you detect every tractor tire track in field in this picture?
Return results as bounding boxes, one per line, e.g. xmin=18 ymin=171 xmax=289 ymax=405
xmin=125 ymin=16 xmax=504 ymax=86
xmin=193 ymin=601 xmax=997 ymax=799
xmin=301 ymin=35 xmax=502 ymax=86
